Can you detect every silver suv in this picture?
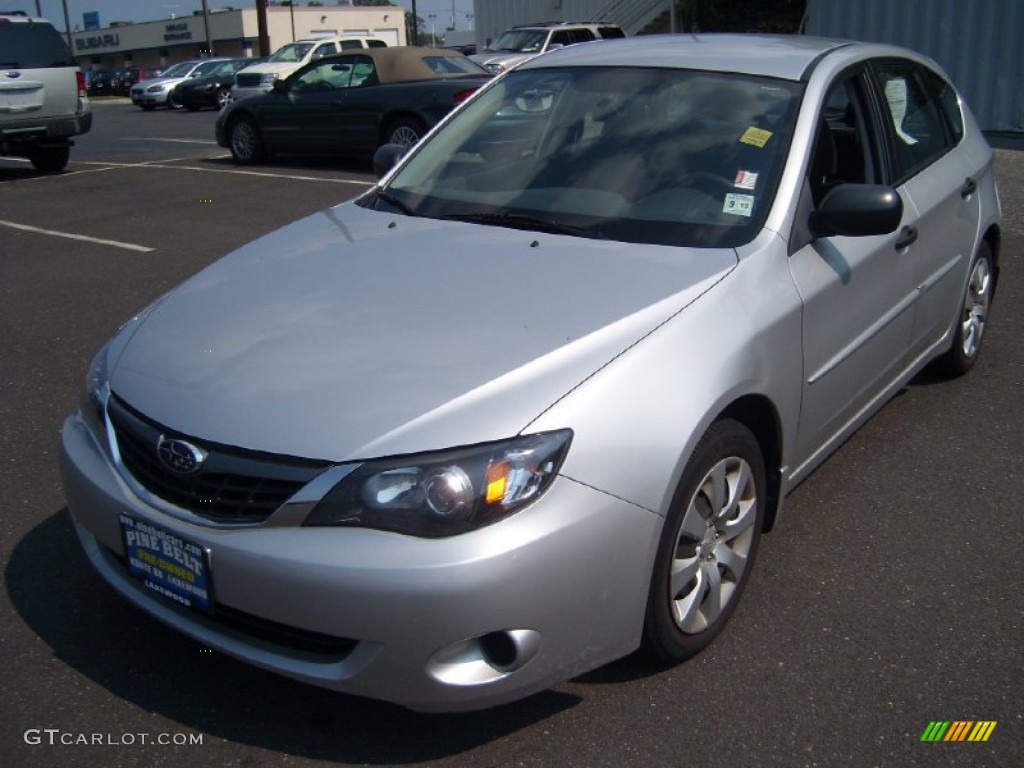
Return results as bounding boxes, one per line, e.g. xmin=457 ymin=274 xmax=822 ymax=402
xmin=470 ymin=21 xmax=625 ymax=74
xmin=0 ymin=12 xmax=92 ymax=172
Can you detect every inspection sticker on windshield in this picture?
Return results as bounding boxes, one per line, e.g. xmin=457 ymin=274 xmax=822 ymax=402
xmin=723 ymin=193 xmax=754 ymax=217
xmin=120 ymin=514 xmax=213 ymax=612
xmin=739 ymin=126 xmax=773 ymax=148
xmin=734 ymin=169 xmax=759 ymax=190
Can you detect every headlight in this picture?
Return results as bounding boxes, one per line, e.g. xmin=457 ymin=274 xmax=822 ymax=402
xmin=146 ymin=83 xmax=166 ymax=93
xmin=259 ymin=73 xmax=277 ymax=86
xmin=485 ymin=63 xmax=505 ymax=74
xmin=304 ymin=430 xmax=572 ymax=537
xmin=85 ymin=343 xmax=111 ymax=429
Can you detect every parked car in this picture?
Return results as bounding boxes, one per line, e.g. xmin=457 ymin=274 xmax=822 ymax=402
xmin=172 ymin=58 xmax=261 ymax=111
xmin=470 ymin=20 xmax=625 ymax=74
xmin=0 ymin=11 xmax=91 ymax=171
xmin=62 ymin=35 xmax=1000 ymax=713
xmin=130 ymin=58 xmax=235 ymax=110
xmin=216 ymin=46 xmax=489 ymax=163
xmin=231 ymin=36 xmax=388 ymax=101
xmin=86 ymin=68 xmax=116 ymax=96
xmin=113 ymin=65 xmax=164 ymax=96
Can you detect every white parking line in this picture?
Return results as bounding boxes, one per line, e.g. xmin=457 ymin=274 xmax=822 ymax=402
xmin=121 ymin=138 xmax=219 ymax=145
xmin=0 ymin=219 xmax=154 ymax=252
xmin=72 ymin=159 xmax=372 ymax=184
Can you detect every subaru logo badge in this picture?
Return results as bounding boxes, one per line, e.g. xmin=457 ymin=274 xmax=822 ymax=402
xmin=157 ymin=436 xmax=207 ymax=475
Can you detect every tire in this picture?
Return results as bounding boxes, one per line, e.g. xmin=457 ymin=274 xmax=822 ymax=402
xmin=228 ymin=115 xmax=266 ymax=165
xmin=935 ymin=242 xmax=995 ymax=377
xmin=643 ymin=419 xmax=765 ymax=662
xmin=216 ymin=88 xmax=231 ymax=110
xmin=166 ymin=90 xmax=184 ymax=110
xmin=29 ymin=145 xmax=70 ymax=173
xmin=385 ymin=117 xmax=426 ymax=148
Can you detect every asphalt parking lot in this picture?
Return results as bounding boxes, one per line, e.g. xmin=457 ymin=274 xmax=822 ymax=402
xmin=2 ymin=101 xmax=1022 ymax=768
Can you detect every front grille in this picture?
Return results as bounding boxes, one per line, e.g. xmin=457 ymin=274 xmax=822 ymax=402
xmin=108 ymin=396 xmax=328 ymax=524
xmin=234 ymin=73 xmax=262 ymax=88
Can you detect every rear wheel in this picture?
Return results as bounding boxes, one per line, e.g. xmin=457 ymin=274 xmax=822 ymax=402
xmin=643 ymin=419 xmax=765 ymax=662
xmin=935 ymin=242 xmax=995 ymax=376
xmin=228 ymin=115 xmax=266 ymax=165
xmin=29 ymin=145 xmax=70 ymax=173
xmin=385 ymin=117 xmax=426 ymax=149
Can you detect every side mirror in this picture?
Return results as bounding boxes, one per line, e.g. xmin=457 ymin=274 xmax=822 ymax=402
xmin=372 ymin=143 xmax=406 ymax=178
xmin=811 ymin=184 xmax=903 ymax=238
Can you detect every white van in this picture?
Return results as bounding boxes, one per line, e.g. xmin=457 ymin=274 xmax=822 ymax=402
xmin=231 ymin=37 xmax=387 ymax=101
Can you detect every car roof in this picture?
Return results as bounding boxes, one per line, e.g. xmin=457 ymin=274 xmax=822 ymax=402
xmin=318 ymin=46 xmax=482 ymax=82
xmin=519 ymin=34 xmax=856 ymax=82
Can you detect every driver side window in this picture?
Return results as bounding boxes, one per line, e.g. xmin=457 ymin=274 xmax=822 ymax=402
xmin=808 ymin=73 xmax=881 ymax=206
xmin=293 ymin=60 xmax=352 ymax=93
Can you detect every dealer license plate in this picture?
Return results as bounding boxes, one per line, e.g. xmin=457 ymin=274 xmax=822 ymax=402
xmin=119 ymin=514 xmax=213 ymax=613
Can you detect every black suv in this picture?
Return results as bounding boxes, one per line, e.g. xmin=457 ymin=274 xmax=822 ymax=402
xmin=0 ymin=12 xmax=92 ymax=172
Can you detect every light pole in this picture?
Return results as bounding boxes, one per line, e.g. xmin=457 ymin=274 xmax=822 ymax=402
xmin=428 ymin=13 xmax=436 ymax=47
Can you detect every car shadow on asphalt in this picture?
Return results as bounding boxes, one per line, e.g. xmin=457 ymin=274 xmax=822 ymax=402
xmin=7 ymin=510 xmax=581 ymax=762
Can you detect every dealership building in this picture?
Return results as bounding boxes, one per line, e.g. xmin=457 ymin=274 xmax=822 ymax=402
xmin=70 ymin=4 xmax=407 ymax=70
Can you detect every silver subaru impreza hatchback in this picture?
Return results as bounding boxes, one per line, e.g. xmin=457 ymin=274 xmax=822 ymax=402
xmin=61 ymin=35 xmax=1000 ymax=712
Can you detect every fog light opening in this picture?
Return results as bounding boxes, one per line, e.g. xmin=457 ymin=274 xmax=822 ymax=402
xmin=480 ymin=631 xmax=518 ymax=670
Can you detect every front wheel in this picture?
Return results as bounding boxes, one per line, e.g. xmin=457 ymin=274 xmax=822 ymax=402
xmin=643 ymin=419 xmax=765 ymax=662
xmin=228 ymin=115 xmax=266 ymax=164
xmin=216 ymin=87 xmax=231 ymax=110
xmin=166 ymin=90 xmax=183 ymax=110
xmin=935 ymin=242 xmax=995 ymax=376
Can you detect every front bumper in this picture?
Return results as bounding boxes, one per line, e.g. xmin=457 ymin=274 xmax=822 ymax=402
xmin=230 ymin=85 xmax=271 ymax=102
xmin=60 ymin=410 xmax=660 ymax=712
xmin=131 ymin=91 xmax=168 ymax=106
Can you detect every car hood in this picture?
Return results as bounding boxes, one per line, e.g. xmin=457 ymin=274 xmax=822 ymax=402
xmin=470 ymin=52 xmax=534 ymax=71
xmin=237 ymin=62 xmax=299 ymax=77
xmin=134 ymin=76 xmax=186 ymax=89
xmin=108 ymin=203 xmax=736 ymax=462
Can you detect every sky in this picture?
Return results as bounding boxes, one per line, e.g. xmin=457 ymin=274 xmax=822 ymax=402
xmin=12 ymin=1 xmax=477 ymax=33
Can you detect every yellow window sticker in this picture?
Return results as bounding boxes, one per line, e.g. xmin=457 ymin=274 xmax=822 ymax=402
xmin=739 ymin=126 xmax=773 ymax=148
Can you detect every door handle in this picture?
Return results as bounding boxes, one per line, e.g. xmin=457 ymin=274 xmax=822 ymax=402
xmin=894 ymin=225 xmax=918 ymax=250
xmin=960 ymin=177 xmax=977 ymax=199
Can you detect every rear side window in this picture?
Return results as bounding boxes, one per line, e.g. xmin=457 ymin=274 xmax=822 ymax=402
xmin=367 ymin=39 xmax=387 ymax=48
xmin=0 ymin=22 xmax=74 ymax=68
xmin=597 ymin=27 xmax=626 ymax=39
xmin=872 ymin=58 xmax=955 ymax=181
xmin=920 ymin=67 xmax=964 ymax=143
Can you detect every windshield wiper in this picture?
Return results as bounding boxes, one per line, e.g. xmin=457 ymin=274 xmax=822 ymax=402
xmin=441 ymin=212 xmax=607 ymax=239
xmin=373 ymin=189 xmax=416 ymax=217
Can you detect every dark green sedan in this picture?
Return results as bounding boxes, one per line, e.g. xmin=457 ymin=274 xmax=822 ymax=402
xmin=215 ymin=46 xmax=490 ymax=164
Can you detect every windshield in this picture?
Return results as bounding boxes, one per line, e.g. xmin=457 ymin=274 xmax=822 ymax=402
xmin=372 ymin=67 xmax=803 ymax=248
xmin=159 ymin=61 xmax=195 ymax=78
xmin=269 ymin=43 xmax=315 ymax=63
xmin=486 ymin=30 xmax=548 ymax=53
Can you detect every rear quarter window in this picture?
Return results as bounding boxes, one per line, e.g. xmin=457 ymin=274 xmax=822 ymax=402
xmin=0 ymin=22 xmax=74 ymax=68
